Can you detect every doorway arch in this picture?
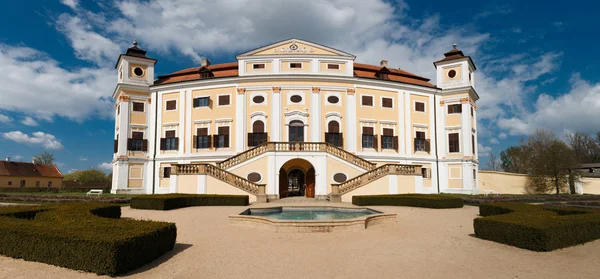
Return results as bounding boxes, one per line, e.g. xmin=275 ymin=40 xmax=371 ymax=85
xmin=278 ymin=158 xmax=316 ymax=198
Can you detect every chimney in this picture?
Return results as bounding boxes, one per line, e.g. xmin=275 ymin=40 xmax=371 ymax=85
xmin=201 ymin=58 xmax=211 ymax=68
xmin=5 ymin=157 xmax=9 ymax=162
xmin=380 ymin=60 xmax=388 ymax=68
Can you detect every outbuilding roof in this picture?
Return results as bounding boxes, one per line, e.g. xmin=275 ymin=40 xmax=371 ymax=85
xmin=0 ymin=161 xmax=64 ymax=178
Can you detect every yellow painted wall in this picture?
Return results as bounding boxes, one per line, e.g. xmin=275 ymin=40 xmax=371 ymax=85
xmin=205 ymin=176 xmax=257 ymax=203
xmin=246 ymin=89 xmax=272 ymax=135
xmin=356 ymin=87 xmax=398 ymax=152
xmin=239 ymin=80 xmax=352 ymax=88
xmin=443 ymin=65 xmax=461 ymax=81
xmin=326 ymin=157 xmax=365 ymax=194
xmin=129 ymin=64 xmax=148 ymax=79
xmin=177 ymin=175 xmax=197 ymax=194
xmin=446 ymin=114 xmax=461 ymax=127
xmin=319 ymin=62 xmax=347 ymax=73
xmin=128 ymin=164 xmax=144 ymax=188
xmin=0 ymin=176 xmax=62 ymax=188
xmin=280 ymin=60 xmax=311 ymax=72
xmin=245 ymin=62 xmax=272 ymax=73
xmin=228 ymin=156 xmax=269 ymax=185
xmin=582 ymin=177 xmax=600 ymax=194
xmin=190 ymin=86 xmax=237 ymax=153
xmin=162 ymin=92 xmax=180 ymax=124
xmin=159 ymin=163 xmax=172 ymax=188
xmin=478 ymin=171 xmax=526 ymax=194
xmin=282 ymin=89 xmax=310 ymax=141
xmin=397 ymin=175 xmax=417 ymax=193
xmin=341 ymin=176 xmax=390 ymax=202
xmin=130 ymin=112 xmax=146 ymax=124
xmin=448 ymin=164 xmax=462 ymax=188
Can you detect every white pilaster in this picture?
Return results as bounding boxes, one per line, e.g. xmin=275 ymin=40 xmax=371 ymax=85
xmin=389 ymin=175 xmax=398 ymax=194
xmin=345 ymin=89 xmax=357 ymax=152
xmin=198 ymin=174 xmax=207 ymax=194
xmin=117 ymin=99 xmax=129 ymax=157
xmin=236 ymin=89 xmax=246 ymax=152
xmin=271 ymin=88 xmax=281 ymax=141
xmin=170 ymin=173 xmax=178 ymax=193
xmin=461 ymin=102 xmax=470 ymax=156
xmin=428 ymin=94 xmax=436 ymax=156
xmin=185 ymin=89 xmax=192 ymax=154
xmin=404 ymin=92 xmax=411 ymax=155
xmin=310 ymin=88 xmax=321 ymax=142
xmin=273 ymin=59 xmax=281 ymax=74
xmin=178 ymin=90 xmax=185 ymax=156
xmin=267 ymin=155 xmax=276 ymax=195
xmin=397 ymin=91 xmax=405 ymax=156
xmin=414 ymin=175 xmax=424 ymax=193
xmin=436 ymin=98 xmax=446 ymax=157
xmin=315 ymin=157 xmax=327 ymax=198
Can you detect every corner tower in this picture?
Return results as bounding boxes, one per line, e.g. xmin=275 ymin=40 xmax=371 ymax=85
xmin=111 ymin=41 xmax=157 ymax=194
xmin=434 ymin=44 xmax=480 ymax=194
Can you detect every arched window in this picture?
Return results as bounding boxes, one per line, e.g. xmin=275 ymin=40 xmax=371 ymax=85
xmin=328 ymin=121 xmax=340 ymax=133
xmin=289 ymin=120 xmax=304 ymax=142
xmin=253 ymin=120 xmax=265 ymax=133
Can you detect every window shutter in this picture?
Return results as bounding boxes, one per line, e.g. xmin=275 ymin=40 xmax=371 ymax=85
xmin=159 ymin=167 xmax=164 ymax=179
xmin=212 ymin=135 xmax=218 ymax=148
xmin=113 ymin=139 xmax=118 ymax=153
xmin=127 ymin=138 xmax=132 ymax=150
xmin=174 ymin=137 xmax=179 ymax=150
xmin=193 ymin=136 xmax=197 ymax=149
xmin=393 ymin=136 xmax=398 ymax=150
xmin=165 ymin=130 xmax=176 ymax=138
xmin=218 ymin=95 xmax=230 ymax=106
xmin=339 ymin=133 xmax=343 ymax=148
xmin=142 ymin=140 xmax=148 ymax=151
xmin=160 ymin=138 xmax=166 ymax=150
xmin=373 ymin=135 xmax=378 ymax=149
xmin=426 ymin=139 xmax=431 ymax=152
xmin=383 ymin=128 xmax=393 ymax=136
xmin=248 ymin=133 xmax=253 ymax=147
xmin=197 ymin=128 xmax=208 ymax=136
xmin=224 ymin=135 xmax=230 ymax=148
xmin=207 ymin=135 xmax=213 ymax=148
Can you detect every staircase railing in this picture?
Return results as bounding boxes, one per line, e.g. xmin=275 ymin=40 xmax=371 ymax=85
xmin=172 ymin=164 xmax=261 ymax=195
xmin=216 ymin=142 xmax=376 ymax=171
xmin=333 ymin=164 xmax=421 ymax=195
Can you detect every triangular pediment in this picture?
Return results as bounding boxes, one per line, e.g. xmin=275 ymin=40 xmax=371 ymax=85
xmin=237 ymin=38 xmax=355 ymax=58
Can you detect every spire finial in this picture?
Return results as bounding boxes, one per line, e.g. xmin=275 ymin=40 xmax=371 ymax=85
xmin=452 ymin=43 xmax=457 ymax=49
xmin=133 ymin=40 xmax=138 ymax=47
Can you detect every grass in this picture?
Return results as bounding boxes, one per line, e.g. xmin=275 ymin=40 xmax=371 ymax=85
xmin=0 ymin=191 xmax=135 ymax=197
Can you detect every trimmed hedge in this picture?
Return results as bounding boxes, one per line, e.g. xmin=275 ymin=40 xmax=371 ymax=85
xmin=352 ymin=194 xmax=463 ymax=208
xmin=0 ymin=187 xmax=59 ymax=193
xmin=130 ymin=194 xmax=249 ymax=210
xmin=474 ymin=202 xmax=600 ymax=251
xmin=0 ymin=203 xmax=176 ymax=275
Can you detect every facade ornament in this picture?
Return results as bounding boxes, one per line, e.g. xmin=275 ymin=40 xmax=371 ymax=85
xmin=439 ymin=100 xmax=445 ymax=106
xmin=312 ymin=87 xmax=321 ymax=93
xmin=272 ymin=86 xmax=281 ymax=93
xmin=119 ymin=95 xmax=130 ymax=102
xmin=147 ymin=98 xmax=152 ymax=104
xmin=237 ymin=88 xmax=246 ymax=94
xmin=460 ymin=97 xmax=470 ymax=104
xmin=346 ymin=88 xmax=355 ymax=95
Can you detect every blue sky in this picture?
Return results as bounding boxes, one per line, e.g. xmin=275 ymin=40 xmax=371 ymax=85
xmin=0 ymin=0 xmax=599 ymax=173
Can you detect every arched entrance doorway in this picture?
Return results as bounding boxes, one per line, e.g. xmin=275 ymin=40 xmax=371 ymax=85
xmin=278 ymin=158 xmax=316 ymax=198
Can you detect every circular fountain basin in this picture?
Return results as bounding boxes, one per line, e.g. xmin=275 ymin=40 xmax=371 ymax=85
xmin=229 ymin=206 xmax=397 ymax=232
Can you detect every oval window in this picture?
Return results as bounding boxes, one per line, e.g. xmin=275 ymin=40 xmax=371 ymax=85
xmin=448 ymin=69 xmax=456 ymax=78
xmin=327 ymin=96 xmax=339 ymax=104
xmin=133 ymin=67 xmax=144 ymax=77
xmin=333 ymin=173 xmax=347 ymax=183
xmin=253 ymin=95 xmax=265 ymax=104
xmin=247 ymin=172 xmax=262 ymax=183
xmin=290 ymin=95 xmax=302 ymax=103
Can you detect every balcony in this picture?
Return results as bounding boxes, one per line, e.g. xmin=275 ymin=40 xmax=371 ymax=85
xmin=247 ymin=133 xmax=268 ymax=147
xmin=160 ymin=137 xmax=179 ymax=151
xmin=325 ymin=132 xmax=343 ymax=148
xmin=127 ymin=138 xmax=147 ymax=151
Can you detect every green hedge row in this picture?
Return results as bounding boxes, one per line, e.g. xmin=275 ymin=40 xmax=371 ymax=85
xmin=130 ymin=194 xmax=249 ymax=210
xmin=474 ymin=202 xmax=600 ymax=251
xmin=352 ymin=194 xmax=464 ymax=208
xmin=0 ymin=203 xmax=176 ymax=275
xmin=0 ymin=187 xmax=59 ymax=193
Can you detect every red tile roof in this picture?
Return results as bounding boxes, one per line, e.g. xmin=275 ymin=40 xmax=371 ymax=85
xmin=154 ymin=61 xmax=436 ymax=88
xmin=0 ymin=161 xmax=63 ymax=178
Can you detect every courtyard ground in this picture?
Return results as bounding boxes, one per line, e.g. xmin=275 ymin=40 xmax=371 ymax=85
xmin=1 ymin=201 xmax=599 ymax=279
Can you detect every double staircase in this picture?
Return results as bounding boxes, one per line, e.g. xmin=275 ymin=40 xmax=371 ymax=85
xmin=173 ymin=142 xmax=420 ymax=201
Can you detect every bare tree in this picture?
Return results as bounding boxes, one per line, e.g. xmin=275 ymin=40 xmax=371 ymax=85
xmin=484 ymin=153 xmax=503 ymax=171
xmin=525 ymin=130 xmax=576 ymax=194
xmin=567 ymin=132 xmax=600 ymax=163
xmin=32 ymin=152 xmax=55 ymax=165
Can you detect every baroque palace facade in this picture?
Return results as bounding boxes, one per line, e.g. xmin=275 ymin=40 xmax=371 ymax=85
xmin=111 ymin=38 xmax=479 ymax=202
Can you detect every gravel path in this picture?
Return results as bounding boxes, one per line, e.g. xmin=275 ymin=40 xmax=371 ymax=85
xmin=1 ymin=202 xmax=599 ymax=279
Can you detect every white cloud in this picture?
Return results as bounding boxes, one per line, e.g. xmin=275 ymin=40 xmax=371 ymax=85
xmin=2 ymin=131 xmax=64 ymax=150
xmin=67 ymin=168 xmax=79 ymax=173
xmin=0 ymin=113 xmax=11 ymax=123
xmin=98 ymin=162 xmax=112 ymax=170
xmin=478 ymin=144 xmax=492 ymax=156
xmin=490 ymin=138 xmax=499 ymax=144
xmin=60 ymin=0 xmax=79 ymax=10
xmin=21 ymin=116 xmax=39 ymax=127
xmin=12 ymin=155 xmax=24 ymax=161
xmin=0 ymin=44 xmax=114 ymax=122
xmin=498 ymin=133 xmax=507 ymax=139
xmin=498 ymin=74 xmax=600 ymax=136
xmin=79 ymin=156 xmax=88 ymax=161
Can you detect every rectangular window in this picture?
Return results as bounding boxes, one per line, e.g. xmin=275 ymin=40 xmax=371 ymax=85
xmin=449 ymin=133 xmax=460 ymax=153
xmin=36 ymin=181 xmax=40 ymax=187
xmin=193 ymin=97 xmax=210 ymax=107
xmin=473 ymin=169 xmax=477 ymax=180
xmin=248 ymin=132 xmax=268 ymax=147
xmin=48 ymin=181 xmax=52 ymax=187
xmin=166 ymin=100 xmax=177 ymax=110
xmin=415 ymin=131 xmax=427 ymax=152
xmin=20 ymin=180 xmax=25 ymax=187
xmin=361 ymin=96 xmax=373 ymax=106
xmin=132 ymin=102 xmax=144 ymax=112
xmin=253 ymin=63 xmax=265 ymax=69
xmin=195 ymin=128 xmax=211 ymax=149
xmin=327 ymin=64 xmax=340 ymax=70
xmin=362 ymin=127 xmax=375 ymax=148
xmin=448 ymin=104 xmax=462 ymax=114
xmin=218 ymin=95 xmax=230 ymax=106
xmin=382 ymin=97 xmax=393 ymax=108
xmin=164 ymin=167 xmax=171 ymax=178
xmin=128 ymin=132 xmax=146 ymax=151
xmin=381 ymin=128 xmax=394 ymax=149
xmin=421 ymin=168 xmax=430 ymax=179
xmin=216 ymin=126 xmax=230 ymax=148
xmin=472 ymin=135 xmax=475 ymax=154
xmin=8 ymin=181 xmax=12 ymax=186
xmin=162 ymin=130 xmax=178 ymax=151
xmin=132 ymin=132 xmax=144 ymax=139
xmin=471 ymin=107 xmax=474 ymax=116
xmin=290 ymin=62 xmax=302 ymax=69
xmin=325 ymin=132 xmax=343 ymax=147
xmin=415 ymin=102 xmax=425 ymax=112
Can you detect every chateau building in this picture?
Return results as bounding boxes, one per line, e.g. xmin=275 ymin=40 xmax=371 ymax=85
xmin=111 ymin=38 xmax=479 ymax=202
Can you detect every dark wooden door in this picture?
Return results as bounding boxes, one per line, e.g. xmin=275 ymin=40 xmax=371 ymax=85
xmin=306 ymin=168 xmax=315 ymax=198
xmin=279 ymin=168 xmax=288 ymax=198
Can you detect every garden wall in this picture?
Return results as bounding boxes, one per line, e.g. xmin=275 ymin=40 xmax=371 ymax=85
xmin=478 ymin=171 xmax=600 ymax=195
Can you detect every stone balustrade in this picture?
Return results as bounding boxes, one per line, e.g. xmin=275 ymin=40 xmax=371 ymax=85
xmin=173 ymin=163 xmax=261 ymax=195
xmin=334 ymin=164 xmax=421 ymax=196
